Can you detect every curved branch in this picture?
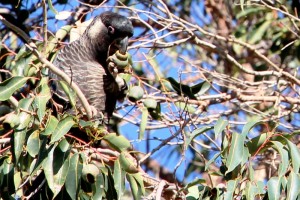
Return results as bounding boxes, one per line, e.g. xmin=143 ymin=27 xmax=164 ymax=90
xmin=0 ymin=14 xmax=93 ymax=120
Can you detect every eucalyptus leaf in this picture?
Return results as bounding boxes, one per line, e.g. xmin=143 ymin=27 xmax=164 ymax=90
xmin=267 ymin=177 xmax=281 ymax=200
xmin=166 ymin=77 xmax=209 ymax=99
xmin=50 ymin=116 xmax=75 ymax=144
xmin=287 ymin=171 xmax=300 ymax=199
xmin=0 ymin=76 xmax=30 ymax=101
xmin=119 ymin=151 xmax=139 ymax=173
xmin=186 ymin=126 xmax=213 ymax=147
xmin=43 ymin=144 xmax=56 ymax=194
xmin=224 ymin=180 xmax=238 ymax=200
xmin=41 ymin=115 xmax=59 ymax=136
xmin=114 ymin=159 xmax=125 ymax=200
xmin=27 ymin=130 xmax=41 ymax=157
xmin=13 ymin=98 xmax=34 ymax=163
xmin=103 ymin=133 xmax=131 ymax=152
xmin=285 ymin=139 xmax=300 ymax=173
xmin=66 ymin=153 xmax=83 ymax=200
xmin=34 ymin=78 xmax=51 ymax=121
xmin=139 ymin=107 xmax=148 ymax=139
xmin=175 ymin=102 xmax=196 ymax=114
xmin=271 ymin=141 xmax=289 ymax=176
xmin=226 ymin=132 xmax=245 ymax=174
xmin=126 ymin=173 xmax=142 ymax=200
xmin=214 ymin=117 xmax=228 ymax=139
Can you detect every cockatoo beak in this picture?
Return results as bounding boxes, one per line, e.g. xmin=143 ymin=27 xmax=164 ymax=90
xmin=116 ymin=36 xmax=129 ymax=55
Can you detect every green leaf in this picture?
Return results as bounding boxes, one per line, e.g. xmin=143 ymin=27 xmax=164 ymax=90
xmin=224 ymin=180 xmax=238 ymax=200
xmin=186 ymin=185 xmax=206 ymax=199
xmin=13 ymin=129 xmax=27 ymax=164
xmin=103 ymin=133 xmax=131 ymax=152
xmin=78 ymin=119 xmax=94 ymax=128
xmin=285 ymin=139 xmax=300 ymax=173
xmin=0 ymin=76 xmax=30 ymax=101
xmin=126 ymin=173 xmax=143 ymax=200
xmin=167 ymin=77 xmax=197 ymax=99
xmin=281 ymin=176 xmax=288 ymax=189
xmin=183 ymin=178 xmax=206 ymax=190
xmin=119 ymin=152 xmax=139 ymax=173
xmin=248 ymin=20 xmax=272 ymax=44
xmin=256 ymin=181 xmax=265 ymax=195
xmin=50 ymin=116 xmax=75 ymax=144
xmin=58 ymin=80 xmax=76 ymax=107
xmin=205 ymin=152 xmax=222 ymax=170
xmin=226 ymin=132 xmax=245 ymax=173
xmin=43 ymin=144 xmax=56 ymax=194
xmin=139 ymin=107 xmax=148 ymax=139
xmin=267 ymin=177 xmax=281 ymax=200
xmin=34 ymin=77 xmax=51 ymax=121
xmin=13 ymin=98 xmax=34 ymax=163
xmin=271 ymin=141 xmax=289 ymax=176
xmin=14 ymin=171 xmax=22 ymax=195
xmin=114 ymin=159 xmax=125 ymax=200
xmin=47 ymin=0 xmax=58 ymax=14
xmin=15 ymin=45 xmax=31 ymax=60
xmin=54 ymin=157 xmax=70 ymax=196
xmin=53 ymin=140 xmax=71 ymax=197
xmin=27 ymin=130 xmax=41 ymax=157
xmin=214 ymin=117 xmax=228 ymax=139
xmin=167 ymin=77 xmax=210 ymax=99
xmin=29 ymin=138 xmax=49 ymax=175
xmin=65 ymin=153 xmax=83 ymax=200
xmin=93 ymin=173 xmax=105 ymax=199
xmin=15 ymin=55 xmax=32 ymax=76
xmin=287 ymin=171 xmax=300 ymax=199
xmin=186 ymin=126 xmax=213 ymax=147
xmin=197 ymin=81 xmax=210 ymax=95
xmin=236 ymin=7 xmax=266 ymax=19
xmin=120 ymin=73 xmax=132 ymax=82
xmin=15 ymin=98 xmax=34 ymax=130
xmin=241 ymin=117 xmax=262 ymax=137
xmin=44 ymin=140 xmax=70 ymax=198
xmin=247 ymin=132 xmax=268 ymax=155
xmin=245 ymin=181 xmax=258 ymax=200
xmin=131 ymin=173 xmax=145 ymax=195
xmin=41 ymin=115 xmax=59 ymax=136
xmin=175 ymin=102 xmax=196 ymax=114
xmin=2 ymin=158 xmax=15 ymax=194
xmin=241 ymin=145 xmax=249 ymax=166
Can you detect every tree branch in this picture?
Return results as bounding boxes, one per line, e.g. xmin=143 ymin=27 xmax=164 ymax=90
xmin=0 ymin=14 xmax=93 ymax=120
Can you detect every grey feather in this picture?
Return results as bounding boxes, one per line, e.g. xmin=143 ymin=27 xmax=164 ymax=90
xmin=50 ymin=11 xmax=133 ymax=119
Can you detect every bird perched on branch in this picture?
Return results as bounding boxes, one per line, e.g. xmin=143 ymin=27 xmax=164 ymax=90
xmin=50 ymin=11 xmax=133 ymax=120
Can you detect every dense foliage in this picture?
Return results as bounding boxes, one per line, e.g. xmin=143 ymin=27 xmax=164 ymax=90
xmin=1 ymin=0 xmax=300 ymax=199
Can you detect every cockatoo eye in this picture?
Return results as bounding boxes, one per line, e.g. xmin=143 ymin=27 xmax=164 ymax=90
xmin=108 ymin=26 xmax=115 ymax=34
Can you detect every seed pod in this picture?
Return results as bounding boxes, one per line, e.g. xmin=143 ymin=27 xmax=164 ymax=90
xmin=81 ymin=163 xmax=100 ymax=184
xmin=143 ymin=98 xmax=157 ymax=111
xmin=128 ymin=86 xmax=144 ymax=102
xmin=3 ymin=113 xmax=20 ymax=130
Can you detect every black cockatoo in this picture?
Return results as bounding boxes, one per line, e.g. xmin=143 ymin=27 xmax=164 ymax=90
xmin=50 ymin=11 xmax=133 ymax=120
